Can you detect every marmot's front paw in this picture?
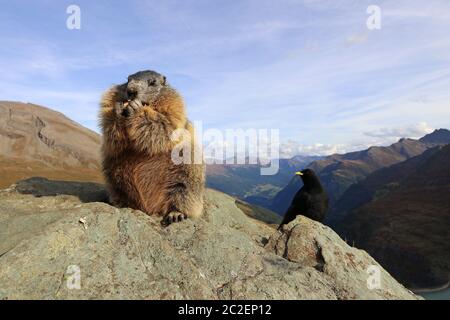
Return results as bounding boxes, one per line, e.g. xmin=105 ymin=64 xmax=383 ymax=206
xmin=122 ymin=99 xmax=143 ymax=118
xmin=161 ymin=211 xmax=187 ymax=227
xmin=114 ymin=102 xmax=125 ymax=117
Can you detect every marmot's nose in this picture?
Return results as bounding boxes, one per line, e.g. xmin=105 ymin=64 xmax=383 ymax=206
xmin=127 ymin=88 xmax=137 ymax=100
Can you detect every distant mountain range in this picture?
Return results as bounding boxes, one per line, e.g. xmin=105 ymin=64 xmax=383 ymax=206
xmin=206 ymin=155 xmax=321 ymax=208
xmin=269 ymin=129 xmax=450 ymax=215
xmin=0 ymin=101 xmax=103 ymax=188
xmin=333 ymin=144 xmax=450 ymax=289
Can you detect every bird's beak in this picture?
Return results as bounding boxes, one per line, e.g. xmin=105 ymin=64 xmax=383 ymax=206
xmin=295 ymin=171 xmax=303 ymax=176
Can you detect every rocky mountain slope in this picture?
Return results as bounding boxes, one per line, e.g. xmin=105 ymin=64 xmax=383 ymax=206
xmin=328 ymin=146 xmax=442 ymax=226
xmin=331 ymin=144 xmax=450 ymax=290
xmin=270 ymin=129 xmax=450 ymax=215
xmin=419 ymin=128 xmax=450 ymax=145
xmin=0 ymin=101 xmax=103 ymax=188
xmin=234 ymin=199 xmax=282 ymax=225
xmin=0 ymin=178 xmax=418 ymax=300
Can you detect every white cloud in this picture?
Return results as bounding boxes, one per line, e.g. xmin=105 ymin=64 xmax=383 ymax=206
xmin=345 ymin=33 xmax=369 ymax=46
xmin=364 ymin=122 xmax=434 ymax=140
xmin=280 ymin=122 xmax=436 ymax=158
xmin=279 ymin=140 xmax=367 ymax=158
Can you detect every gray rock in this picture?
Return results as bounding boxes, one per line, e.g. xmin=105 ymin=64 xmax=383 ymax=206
xmin=266 ymin=218 xmax=421 ymax=299
xmin=0 ymin=177 xmax=419 ymax=300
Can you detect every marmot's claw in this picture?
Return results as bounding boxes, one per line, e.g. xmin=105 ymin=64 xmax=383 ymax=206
xmin=129 ymin=99 xmax=143 ymax=111
xmin=121 ymin=100 xmax=143 ymax=118
xmin=161 ymin=212 xmax=187 ymax=227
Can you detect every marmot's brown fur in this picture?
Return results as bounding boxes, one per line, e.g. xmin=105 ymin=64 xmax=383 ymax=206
xmin=99 ymin=70 xmax=205 ymax=226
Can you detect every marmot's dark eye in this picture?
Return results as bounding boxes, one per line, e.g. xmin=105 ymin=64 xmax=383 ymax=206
xmin=148 ymin=79 xmax=156 ymax=86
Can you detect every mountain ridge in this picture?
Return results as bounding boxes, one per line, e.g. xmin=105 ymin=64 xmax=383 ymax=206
xmin=0 ymin=101 xmax=103 ymax=188
xmin=332 ymin=144 xmax=450 ymax=289
xmin=270 ymin=129 xmax=450 ymax=215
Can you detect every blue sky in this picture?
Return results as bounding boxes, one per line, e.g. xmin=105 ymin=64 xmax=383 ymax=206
xmin=1 ymin=0 xmax=450 ymax=156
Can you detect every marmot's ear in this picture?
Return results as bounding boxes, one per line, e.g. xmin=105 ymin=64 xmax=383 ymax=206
xmin=162 ymin=76 xmax=167 ymax=85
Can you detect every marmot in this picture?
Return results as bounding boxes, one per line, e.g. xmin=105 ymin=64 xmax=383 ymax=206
xmin=100 ymin=70 xmax=205 ymax=226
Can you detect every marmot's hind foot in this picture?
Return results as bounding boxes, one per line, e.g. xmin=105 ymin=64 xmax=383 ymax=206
xmin=161 ymin=211 xmax=187 ymax=227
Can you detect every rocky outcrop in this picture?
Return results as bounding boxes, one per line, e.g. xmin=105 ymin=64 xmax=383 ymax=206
xmin=0 ymin=178 xmax=419 ymax=300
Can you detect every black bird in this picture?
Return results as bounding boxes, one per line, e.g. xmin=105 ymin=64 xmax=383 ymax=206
xmin=279 ymin=169 xmax=329 ymax=228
